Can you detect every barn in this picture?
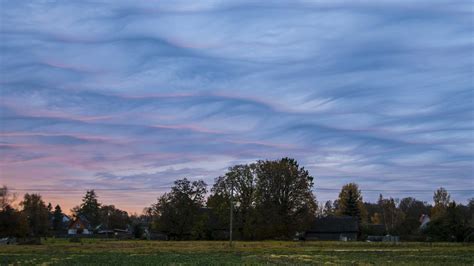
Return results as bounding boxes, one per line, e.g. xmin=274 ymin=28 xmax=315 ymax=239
xmin=305 ymin=216 xmax=358 ymax=241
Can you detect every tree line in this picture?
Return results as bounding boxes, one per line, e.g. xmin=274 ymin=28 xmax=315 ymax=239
xmin=1 ymin=158 xmax=473 ymax=241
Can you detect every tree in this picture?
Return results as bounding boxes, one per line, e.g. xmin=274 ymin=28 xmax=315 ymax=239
xmin=426 ymin=201 xmax=469 ymax=242
xmin=0 ymin=205 xmax=28 ymax=238
xmin=52 ymin=205 xmax=65 ymax=232
xmin=151 ymin=178 xmax=207 ymax=240
xmin=21 ymin=193 xmax=50 ymax=237
xmin=130 ymin=214 xmax=146 ymax=239
xmin=76 ymin=190 xmax=101 ymax=227
xmin=0 ymin=186 xmax=28 ymax=237
xmin=397 ymin=197 xmax=431 ymax=235
xmin=377 ymin=195 xmax=405 ymax=234
xmin=255 ymin=158 xmax=317 ymax=239
xmin=469 ymin=198 xmax=474 ymax=228
xmin=336 ymin=183 xmax=365 ymax=222
xmin=433 ymin=187 xmax=451 ymax=206
xmin=0 ymin=185 xmax=16 ymax=211
xmin=322 ymin=200 xmax=335 ymax=217
xmin=207 ymin=164 xmax=258 ymax=240
xmin=431 ymin=187 xmax=451 ymax=219
xmin=100 ymin=205 xmax=130 ymax=230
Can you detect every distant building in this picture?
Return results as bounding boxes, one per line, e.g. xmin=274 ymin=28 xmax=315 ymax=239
xmin=62 ymin=215 xmax=71 ymax=224
xmin=68 ymin=216 xmax=92 ymax=235
xmin=419 ymin=214 xmax=430 ymax=230
xmin=305 ymin=216 xmax=358 ymax=241
xmin=364 ymin=224 xmax=386 ymax=236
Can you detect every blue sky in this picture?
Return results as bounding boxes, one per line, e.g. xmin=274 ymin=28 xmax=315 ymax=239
xmin=1 ymin=0 xmax=473 ymax=212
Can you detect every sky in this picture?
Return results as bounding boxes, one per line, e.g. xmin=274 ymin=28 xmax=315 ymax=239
xmin=0 ymin=0 xmax=473 ymax=214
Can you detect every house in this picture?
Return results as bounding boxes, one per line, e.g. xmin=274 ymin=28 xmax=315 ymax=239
xmin=305 ymin=216 xmax=359 ymax=241
xmin=68 ymin=216 xmax=92 ymax=235
xmin=50 ymin=214 xmax=71 ymax=234
xmin=62 ymin=214 xmax=71 ymax=224
xmin=419 ymin=214 xmax=430 ymax=230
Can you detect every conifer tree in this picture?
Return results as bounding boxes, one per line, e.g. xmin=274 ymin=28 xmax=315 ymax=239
xmin=336 ymin=183 xmax=365 ymax=221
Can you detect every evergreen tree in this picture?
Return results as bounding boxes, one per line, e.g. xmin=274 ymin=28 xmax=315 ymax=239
xmin=336 ymin=183 xmax=365 ymax=221
xmin=78 ymin=190 xmax=101 ymax=227
xmin=52 ymin=204 xmax=64 ymax=232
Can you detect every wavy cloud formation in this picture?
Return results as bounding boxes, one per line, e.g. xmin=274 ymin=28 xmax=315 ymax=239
xmin=1 ymin=0 xmax=473 ymax=212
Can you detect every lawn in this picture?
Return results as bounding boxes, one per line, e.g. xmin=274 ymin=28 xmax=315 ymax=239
xmin=0 ymin=239 xmax=473 ymax=265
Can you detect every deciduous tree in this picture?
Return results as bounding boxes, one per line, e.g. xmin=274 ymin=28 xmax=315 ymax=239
xmin=100 ymin=205 xmax=130 ymax=230
xmin=0 ymin=185 xmax=16 ymax=211
xmin=152 ymin=178 xmax=207 ymax=240
xmin=398 ymin=197 xmax=431 ymax=235
xmin=255 ymin=158 xmax=317 ymax=239
xmin=431 ymin=187 xmax=451 ymax=219
xmin=21 ymin=193 xmax=50 ymax=237
xmin=207 ymin=164 xmax=258 ymax=239
xmin=377 ymin=195 xmax=405 ymax=234
xmin=427 ymin=201 xmax=469 ymax=241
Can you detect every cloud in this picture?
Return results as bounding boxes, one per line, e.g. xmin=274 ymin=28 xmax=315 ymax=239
xmin=1 ymin=0 xmax=473 ymax=212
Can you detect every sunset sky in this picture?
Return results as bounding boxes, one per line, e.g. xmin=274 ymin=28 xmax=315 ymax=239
xmin=1 ymin=0 xmax=473 ymax=213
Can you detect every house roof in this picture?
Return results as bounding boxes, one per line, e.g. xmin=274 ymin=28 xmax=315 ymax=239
xmin=68 ymin=215 xmax=91 ymax=229
xmin=62 ymin=214 xmax=71 ymax=223
xmin=307 ymin=216 xmax=358 ymax=233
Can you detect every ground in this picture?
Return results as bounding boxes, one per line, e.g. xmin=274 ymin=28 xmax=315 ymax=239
xmin=0 ymin=239 xmax=473 ymax=265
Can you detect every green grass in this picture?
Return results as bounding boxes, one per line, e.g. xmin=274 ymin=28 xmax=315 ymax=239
xmin=0 ymin=239 xmax=473 ymax=265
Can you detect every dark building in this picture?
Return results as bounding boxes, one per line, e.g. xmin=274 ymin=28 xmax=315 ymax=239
xmin=305 ymin=216 xmax=358 ymax=241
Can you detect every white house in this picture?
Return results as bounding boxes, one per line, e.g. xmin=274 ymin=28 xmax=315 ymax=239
xmin=419 ymin=214 xmax=431 ymax=230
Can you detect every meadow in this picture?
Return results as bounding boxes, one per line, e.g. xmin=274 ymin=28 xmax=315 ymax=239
xmin=1 ymin=239 xmax=473 ymax=265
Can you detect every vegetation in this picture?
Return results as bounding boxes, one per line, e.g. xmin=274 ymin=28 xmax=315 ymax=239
xmin=52 ymin=205 xmax=65 ymax=232
xmin=254 ymin=158 xmax=316 ymax=239
xmin=1 ymin=159 xmax=473 ymax=242
xmin=335 ymin=183 xmax=365 ymax=221
xmin=150 ymin=178 xmax=208 ymax=240
xmin=0 ymin=239 xmax=473 ymax=265
xmin=426 ymin=201 xmax=472 ymax=242
xmin=73 ymin=190 xmax=102 ymax=228
xmin=20 ymin=193 xmax=50 ymax=237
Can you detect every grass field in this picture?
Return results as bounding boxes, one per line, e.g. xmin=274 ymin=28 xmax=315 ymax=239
xmin=1 ymin=239 xmax=473 ymax=265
